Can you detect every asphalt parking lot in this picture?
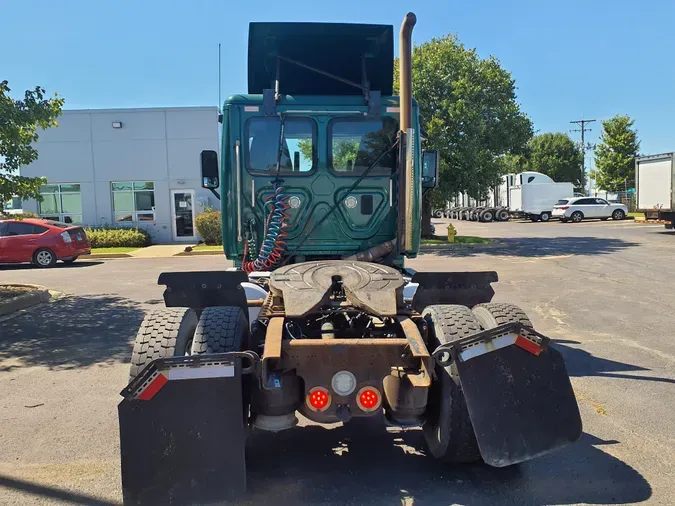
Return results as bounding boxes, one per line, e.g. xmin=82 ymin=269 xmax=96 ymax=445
xmin=1 ymin=218 xmax=674 ymax=505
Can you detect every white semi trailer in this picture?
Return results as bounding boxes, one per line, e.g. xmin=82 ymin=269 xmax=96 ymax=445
xmin=635 ymin=153 xmax=675 ymax=230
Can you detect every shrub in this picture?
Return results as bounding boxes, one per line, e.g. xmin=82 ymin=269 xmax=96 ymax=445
xmin=195 ymin=210 xmax=223 ymax=245
xmin=0 ymin=211 xmax=40 ymax=220
xmin=84 ymin=227 xmax=152 ymax=248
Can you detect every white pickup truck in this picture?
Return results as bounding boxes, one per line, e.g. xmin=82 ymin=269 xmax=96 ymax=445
xmin=636 ymin=153 xmax=675 ymax=230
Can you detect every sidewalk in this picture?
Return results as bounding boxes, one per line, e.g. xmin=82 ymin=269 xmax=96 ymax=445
xmin=129 ymin=245 xmax=189 ymax=258
xmin=89 ymin=244 xmax=222 ymax=259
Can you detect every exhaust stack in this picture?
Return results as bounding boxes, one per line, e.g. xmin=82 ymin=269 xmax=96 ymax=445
xmin=399 ymin=12 xmax=416 ymax=132
xmin=398 ymin=12 xmax=416 ymax=253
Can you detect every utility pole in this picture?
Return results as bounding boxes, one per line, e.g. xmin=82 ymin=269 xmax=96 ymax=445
xmin=570 ymin=119 xmax=596 ymax=195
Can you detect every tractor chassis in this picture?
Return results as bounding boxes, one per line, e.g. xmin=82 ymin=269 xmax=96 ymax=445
xmin=117 ymin=266 xmax=581 ymax=505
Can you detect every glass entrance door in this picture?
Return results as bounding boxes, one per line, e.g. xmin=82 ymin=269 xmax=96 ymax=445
xmin=171 ymin=190 xmax=195 ymax=240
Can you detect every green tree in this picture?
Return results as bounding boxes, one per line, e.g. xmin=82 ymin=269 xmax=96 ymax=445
xmin=591 ymin=115 xmax=640 ymax=191
xmin=298 ymin=138 xmax=361 ymax=170
xmin=524 ymin=133 xmax=585 ymax=190
xmin=394 ymin=35 xmax=532 ymax=234
xmin=0 ymin=80 xmax=64 ymax=210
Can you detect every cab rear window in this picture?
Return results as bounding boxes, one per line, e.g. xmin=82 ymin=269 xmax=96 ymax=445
xmin=245 ymin=117 xmax=316 ymax=175
xmin=328 ymin=117 xmax=398 ymax=176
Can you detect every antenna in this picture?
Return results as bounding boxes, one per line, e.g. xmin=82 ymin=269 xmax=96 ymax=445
xmin=218 ymin=43 xmax=222 ymax=113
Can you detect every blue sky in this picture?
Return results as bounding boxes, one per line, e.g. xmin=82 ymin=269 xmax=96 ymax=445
xmin=3 ymin=0 xmax=674 ymax=160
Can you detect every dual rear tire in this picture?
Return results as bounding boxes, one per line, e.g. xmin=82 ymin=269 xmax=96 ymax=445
xmin=422 ymin=302 xmax=532 ymax=464
xmin=129 ymin=306 xmax=248 ymax=382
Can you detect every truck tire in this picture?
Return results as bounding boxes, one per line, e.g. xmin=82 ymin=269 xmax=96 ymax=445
xmin=433 ymin=210 xmax=443 ymax=218
xmin=422 ymin=305 xmax=482 ymax=464
xmin=191 ymin=306 xmax=248 ymax=354
xmin=129 ymin=307 xmax=198 ymax=382
xmin=497 ymin=209 xmax=510 ymax=221
xmin=539 ymin=212 xmax=551 ymax=222
xmin=480 ymin=210 xmax=494 ymax=222
xmin=472 ymin=302 xmax=533 ymax=329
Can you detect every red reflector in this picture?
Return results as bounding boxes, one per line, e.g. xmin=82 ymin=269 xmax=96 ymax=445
xmin=137 ymin=373 xmax=168 ymax=401
xmin=515 ymin=335 xmax=542 ymax=356
xmin=356 ymin=387 xmax=382 ymax=412
xmin=307 ymin=387 xmax=331 ymax=412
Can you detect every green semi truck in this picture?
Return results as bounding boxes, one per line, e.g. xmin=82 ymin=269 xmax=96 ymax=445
xmin=118 ymin=13 xmax=582 ymax=506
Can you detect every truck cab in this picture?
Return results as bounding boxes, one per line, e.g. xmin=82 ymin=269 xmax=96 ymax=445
xmin=200 ymin=21 xmax=439 ymax=270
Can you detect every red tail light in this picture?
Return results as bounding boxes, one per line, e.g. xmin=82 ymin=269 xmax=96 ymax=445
xmin=356 ymin=387 xmax=382 ymax=412
xmin=306 ymin=387 xmax=331 ymax=412
xmin=560 ymin=206 xmax=569 ymax=210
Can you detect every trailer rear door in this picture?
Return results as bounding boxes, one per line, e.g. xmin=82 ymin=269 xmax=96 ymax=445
xmin=637 ymin=155 xmax=673 ymax=211
xmin=509 ymin=187 xmax=522 ymax=211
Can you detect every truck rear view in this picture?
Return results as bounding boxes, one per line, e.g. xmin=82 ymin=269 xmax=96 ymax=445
xmin=116 ymin=13 xmax=582 ymax=506
xmin=636 ymin=152 xmax=675 ymax=229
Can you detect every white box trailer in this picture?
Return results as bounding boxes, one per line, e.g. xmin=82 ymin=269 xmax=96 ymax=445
xmin=636 ymin=153 xmax=675 ymax=229
xmin=509 ymin=183 xmax=574 ymax=222
xmin=506 ymin=172 xmax=575 ymax=222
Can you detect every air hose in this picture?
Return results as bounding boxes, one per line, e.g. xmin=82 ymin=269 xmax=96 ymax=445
xmin=242 ymin=181 xmax=290 ymax=273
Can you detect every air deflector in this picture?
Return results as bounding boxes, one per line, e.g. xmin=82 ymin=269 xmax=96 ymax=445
xmin=248 ymin=22 xmax=394 ymax=96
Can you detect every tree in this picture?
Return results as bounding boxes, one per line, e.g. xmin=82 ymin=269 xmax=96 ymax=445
xmin=524 ymin=133 xmax=585 ymax=190
xmin=394 ymin=35 xmax=532 ymax=235
xmin=591 ymin=115 xmax=640 ymax=192
xmin=0 ymin=80 xmax=64 ymax=211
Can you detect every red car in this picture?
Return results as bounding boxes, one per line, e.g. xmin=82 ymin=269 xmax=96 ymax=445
xmin=0 ymin=218 xmax=91 ymax=267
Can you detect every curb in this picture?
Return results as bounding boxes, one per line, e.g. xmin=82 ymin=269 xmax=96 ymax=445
xmin=88 ymin=253 xmax=133 ymax=259
xmin=175 ymin=250 xmax=223 ymax=256
xmin=634 ymin=219 xmax=670 ymax=225
xmin=0 ymin=284 xmax=52 ymax=317
xmin=420 ymin=240 xmax=503 ymax=251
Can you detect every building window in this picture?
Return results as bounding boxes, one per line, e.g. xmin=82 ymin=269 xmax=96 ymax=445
xmin=112 ymin=182 xmax=155 ymax=222
xmin=39 ymin=184 xmax=82 ymax=223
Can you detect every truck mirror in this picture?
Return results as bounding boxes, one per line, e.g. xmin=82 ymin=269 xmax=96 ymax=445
xmin=422 ymin=150 xmax=440 ymax=189
xmin=200 ymin=150 xmax=219 ymax=189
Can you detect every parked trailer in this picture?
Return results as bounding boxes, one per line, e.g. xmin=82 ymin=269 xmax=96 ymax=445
xmin=446 ymin=205 xmax=509 ymax=222
xmin=636 ymin=153 xmax=675 ymax=230
xmin=443 ymin=172 xmax=574 ymax=223
xmin=507 ymin=174 xmax=574 ymax=222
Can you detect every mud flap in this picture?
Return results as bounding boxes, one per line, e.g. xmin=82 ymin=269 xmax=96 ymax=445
xmin=118 ymin=352 xmax=258 ymax=506
xmin=432 ymin=323 xmax=582 ymax=467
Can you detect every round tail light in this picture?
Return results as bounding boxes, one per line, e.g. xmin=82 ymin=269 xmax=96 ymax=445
xmin=306 ymin=387 xmax=331 ymax=412
xmin=356 ymin=386 xmax=382 ymax=412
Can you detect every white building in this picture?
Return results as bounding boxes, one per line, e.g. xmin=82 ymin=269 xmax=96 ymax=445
xmin=21 ymin=106 xmax=219 ymax=244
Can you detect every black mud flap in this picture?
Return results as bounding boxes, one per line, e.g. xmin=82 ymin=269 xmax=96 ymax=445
xmin=158 ymin=270 xmax=249 ymax=314
xmin=411 ymin=271 xmax=498 ymax=313
xmin=118 ymin=352 xmax=259 ymax=506
xmin=432 ymin=323 xmax=582 ymax=467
